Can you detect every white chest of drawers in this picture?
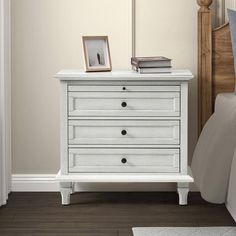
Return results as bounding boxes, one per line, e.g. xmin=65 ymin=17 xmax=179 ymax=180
xmin=55 ymin=70 xmax=194 ymax=205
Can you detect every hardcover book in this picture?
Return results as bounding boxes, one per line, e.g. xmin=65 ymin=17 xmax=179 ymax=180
xmin=131 ymin=56 xmax=171 ymax=68
xmin=133 ymin=66 xmax=172 ymax=74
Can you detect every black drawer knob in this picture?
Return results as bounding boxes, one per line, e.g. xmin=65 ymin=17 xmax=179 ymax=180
xmin=121 ymin=102 xmax=127 ymax=107
xmin=123 ymin=87 xmax=126 ymax=91
xmin=121 ymin=130 xmax=127 ymax=136
xmin=121 ymin=158 xmax=127 ymax=164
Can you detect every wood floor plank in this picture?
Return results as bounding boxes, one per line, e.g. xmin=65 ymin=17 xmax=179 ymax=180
xmin=0 ymin=229 xmax=118 ymax=236
xmin=0 ymin=192 xmax=235 ymax=236
xmin=118 ymin=229 xmax=133 ymax=236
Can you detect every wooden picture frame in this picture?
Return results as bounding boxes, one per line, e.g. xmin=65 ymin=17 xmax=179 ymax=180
xmin=82 ymin=36 xmax=112 ymax=72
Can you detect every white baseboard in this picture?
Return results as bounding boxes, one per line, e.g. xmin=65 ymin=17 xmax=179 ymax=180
xmin=11 ymin=174 xmax=198 ymax=192
xmin=12 ymin=174 xmax=59 ymax=192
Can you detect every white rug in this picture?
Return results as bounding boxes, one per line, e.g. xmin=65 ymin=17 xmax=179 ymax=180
xmin=132 ymin=227 xmax=236 ymax=236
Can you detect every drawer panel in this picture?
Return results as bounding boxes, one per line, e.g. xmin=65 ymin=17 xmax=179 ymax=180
xmin=68 ymin=91 xmax=180 ymax=117
xmin=69 ymin=148 xmax=180 ymax=173
xmin=68 ymin=120 xmax=180 ymax=145
xmin=68 ymin=85 xmax=180 ymax=92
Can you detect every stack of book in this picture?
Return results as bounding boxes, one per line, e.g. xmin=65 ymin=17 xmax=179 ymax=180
xmin=131 ymin=56 xmax=172 ymax=74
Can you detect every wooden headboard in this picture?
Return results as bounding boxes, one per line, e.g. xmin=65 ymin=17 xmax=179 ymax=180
xmin=197 ymin=0 xmax=236 ymax=134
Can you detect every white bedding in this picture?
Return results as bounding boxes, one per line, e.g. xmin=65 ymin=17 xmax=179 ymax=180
xmin=191 ymin=93 xmax=236 ymax=210
xmin=227 ymin=149 xmax=236 ymax=221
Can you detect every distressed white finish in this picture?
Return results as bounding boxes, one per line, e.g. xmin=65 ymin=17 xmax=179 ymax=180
xmin=68 ymin=120 xmax=180 ymax=145
xmin=177 ymin=182 xmax=189 ymax=205
xmin=69 ymin=148 xmax=180 ymax=173
xmin=60 ymin=182 xmax=72 ymax=205
xmin=0 ymin=0 xmax=11 ymax=206
xmin=68 ymin=90 xmax=180 ymax=117
xmin=60 ymin=81 xmax=68 ymax=174
xmin=68 ymin=85 xmax=180 ymax=92
xmin=180 ymin=83 xmax=188 ymax=174
xmin=55 ymin=70 xmax=194 ymax=205
xmin=56 ymin=70 xmax=193 ymax=81
xmin=56 ymin=169 xmax=194 ymax=183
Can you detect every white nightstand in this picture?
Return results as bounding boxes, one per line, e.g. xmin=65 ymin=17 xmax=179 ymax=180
xmin=55 ymin=70 xmax=194 ymax=205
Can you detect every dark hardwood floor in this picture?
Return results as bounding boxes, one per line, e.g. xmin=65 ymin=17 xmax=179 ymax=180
xmin=0 ymin=192 xmax=235 ymax=236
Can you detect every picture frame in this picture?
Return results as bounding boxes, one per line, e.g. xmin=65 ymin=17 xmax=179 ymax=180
xmin=82 ymin=36 xmax=112 ymax=72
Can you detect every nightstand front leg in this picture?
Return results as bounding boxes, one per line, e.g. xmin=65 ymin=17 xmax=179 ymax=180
xmin=177 ymin=182 xmax=189 ymax=205
xmin=60 ymin=182 xmax=72 ymax=205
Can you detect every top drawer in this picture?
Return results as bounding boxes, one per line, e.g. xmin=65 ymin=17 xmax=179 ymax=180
xmin=68 ymin=85 xmax=180 ymax=92
xmin=68 ymin=85 xmax=180 ymax=117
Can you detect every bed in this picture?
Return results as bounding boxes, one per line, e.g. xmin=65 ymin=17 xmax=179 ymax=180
xmin=196 ymin=0 xmax=236 ymax=221
xmin=197 ymin=0 xmax=235 ymax=133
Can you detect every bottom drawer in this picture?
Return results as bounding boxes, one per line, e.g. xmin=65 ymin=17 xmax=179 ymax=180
xmin=68 ymin=148 xmax=180 ymax=173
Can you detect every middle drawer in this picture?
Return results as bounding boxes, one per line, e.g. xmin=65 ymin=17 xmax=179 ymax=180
xmin=68 ymin=120 xmax=180 ymax=145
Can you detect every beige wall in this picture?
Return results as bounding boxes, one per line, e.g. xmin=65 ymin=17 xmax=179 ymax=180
xmin=11 ymin=0 xmax=132 ymax=173
xmin=12 ymin=0 xmax=198 ymax=174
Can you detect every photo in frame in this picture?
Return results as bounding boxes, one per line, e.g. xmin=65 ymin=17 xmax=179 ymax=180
xmin=82 ymin=36 xmax=112 ymax=72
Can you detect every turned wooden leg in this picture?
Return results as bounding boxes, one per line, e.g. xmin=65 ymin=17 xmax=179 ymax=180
xmin=60 ymin=182 xmax=72 ymax=205
xmin=177 ymin=182 xmax=189 ymax=205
